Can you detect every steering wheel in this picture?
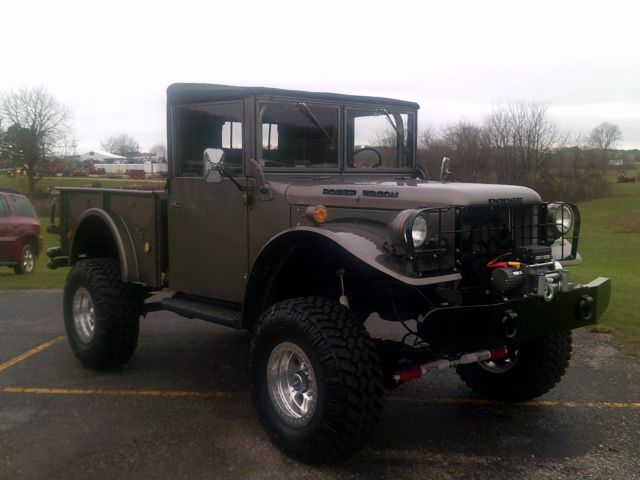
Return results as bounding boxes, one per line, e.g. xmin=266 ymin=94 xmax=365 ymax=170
xmin=353 ymin=147 xmax=383 ymax=168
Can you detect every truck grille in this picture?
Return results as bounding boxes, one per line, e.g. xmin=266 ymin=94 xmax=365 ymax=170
xmin=457 ymin=204 xmax=540 ymax=259
xmin=454 ymin=204 xmax=540 ymax=287
xmin=412 ymin=203 xmax=579 ymax=284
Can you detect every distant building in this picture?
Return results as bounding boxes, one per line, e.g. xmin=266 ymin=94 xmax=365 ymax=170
xmin=78 ymin=150 xmax=127 ymax=163
xmin=100 ymin=162 xmax=168 ymax=175
xmin=608 ymin=159 xmax=624 ymax=167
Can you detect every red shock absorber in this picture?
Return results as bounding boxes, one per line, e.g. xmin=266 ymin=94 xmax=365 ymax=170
xmin=489 ymin=347 xmax=508 ymax=360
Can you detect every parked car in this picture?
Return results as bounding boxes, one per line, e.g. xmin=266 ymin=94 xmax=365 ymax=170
xmin=127 ymin=169 xmax=146 ymax=180
xmin=0 ymin=189 xmax=42 ymax=274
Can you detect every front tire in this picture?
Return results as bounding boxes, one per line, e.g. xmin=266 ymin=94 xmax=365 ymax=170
xmin=63 ymin=258 xmax=141 ymax=369
xmin=456 ymin=332 xmax=572 ymax=401
xmin=14 ymin=243 xmax=35 ymax=274
xmin=251 ymin=297 xmax=384 ymax=463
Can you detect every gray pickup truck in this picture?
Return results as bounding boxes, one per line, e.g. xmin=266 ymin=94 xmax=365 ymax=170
xmin=47 ymin=83 xmax=610 ymax=462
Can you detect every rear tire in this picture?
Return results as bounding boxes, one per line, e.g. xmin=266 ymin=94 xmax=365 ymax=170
xmin=63 ymin=258 xmax=141 ymax=369
xmin=456 ymin=332 xmax=572 ymax=401
xmin=251 ymin=297 xmax=384 ymax=463
xmin=14 ymin=243 xmax=35 ymax=274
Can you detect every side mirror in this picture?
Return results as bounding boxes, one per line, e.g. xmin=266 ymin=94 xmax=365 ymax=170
xmin=204 ymin=148 xmax=224 ymax=183
xmin=440 ymin=157 xmax=451 ymax=183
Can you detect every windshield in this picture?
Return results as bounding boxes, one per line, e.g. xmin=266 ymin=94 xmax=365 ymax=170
xmin=347 ymin=108 xmax=415 ymax=170
xmin=258 ymin=102 xmax=339 ymax=169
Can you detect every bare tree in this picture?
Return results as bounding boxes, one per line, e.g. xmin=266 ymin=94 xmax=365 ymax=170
xmin=101 ymin=133 xmax=140 ymax=158
xmin=417 ymin=126 xmax=452 ymax=179
xmin=0 ymin=87 xmax=71 ymax=195
xmin=149 ymin=143 xmax=167 ymax=161
xmin=484 ymin=102 xmax=559 ymax=184
xmin=0 ymin=119 xmax=6 ymax=168
xmin=443 ymin=121 xmax=492 ymax=182
xmin=418 ymin=126 xmax=438 ymax=151
xmin=589 ymin=122 xmax=622 ymax=152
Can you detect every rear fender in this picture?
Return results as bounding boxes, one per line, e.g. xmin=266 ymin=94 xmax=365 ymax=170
xmin=70 ymin=208 xmax=138 ymax=282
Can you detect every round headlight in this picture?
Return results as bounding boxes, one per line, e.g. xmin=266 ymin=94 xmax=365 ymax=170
xmin=409 ymin=215 xmax=428 ymax=247
xmin=550 ymin=204 xmax=573 ymax=235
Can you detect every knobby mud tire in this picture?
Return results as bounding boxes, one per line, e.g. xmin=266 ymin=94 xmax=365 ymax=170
xmin=251 ymin=297 xmax=384 ymax=463
xmin=63 ymin=258 xmax=141 ymax=369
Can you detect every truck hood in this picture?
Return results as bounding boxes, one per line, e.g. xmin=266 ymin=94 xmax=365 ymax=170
xmin=284 ymin=179 xmax=541 ymax=209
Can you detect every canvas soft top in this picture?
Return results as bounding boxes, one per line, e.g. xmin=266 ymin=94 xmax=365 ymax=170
xmin=167 ymin=83 xmax=420 ymax=110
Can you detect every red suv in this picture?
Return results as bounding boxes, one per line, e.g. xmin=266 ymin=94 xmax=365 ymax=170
xmin=0 ymin=189 xmax=42 ymax=274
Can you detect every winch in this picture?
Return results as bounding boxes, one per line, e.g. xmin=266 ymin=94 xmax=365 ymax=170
xmin=487 ymin=246 xmax=569 ymax=302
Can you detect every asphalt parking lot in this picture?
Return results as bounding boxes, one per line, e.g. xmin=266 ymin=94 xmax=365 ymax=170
xmin=1 ymin=290 xmax=639 ymax=480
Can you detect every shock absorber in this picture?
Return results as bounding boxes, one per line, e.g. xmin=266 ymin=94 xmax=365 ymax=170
xmin=336 ymin=268 xmax=349 ymax=308
xmin=394 ymin=347 xmax=509 ymax=384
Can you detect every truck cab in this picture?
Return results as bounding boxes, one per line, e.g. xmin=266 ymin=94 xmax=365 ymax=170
xmin=164 ymin=84 xmax=419 ymax=305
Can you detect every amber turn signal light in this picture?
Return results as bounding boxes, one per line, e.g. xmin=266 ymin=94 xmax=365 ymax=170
xmin=306 ymin=205 xmax=328 ymax=224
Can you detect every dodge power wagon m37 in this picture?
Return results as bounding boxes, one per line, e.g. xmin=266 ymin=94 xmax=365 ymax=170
xmin=47 ymin=84 xmax=610 ymax=462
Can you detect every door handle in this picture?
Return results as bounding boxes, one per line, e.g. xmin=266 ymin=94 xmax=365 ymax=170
xmin=169 ymin=201 xmax=185 ymax=208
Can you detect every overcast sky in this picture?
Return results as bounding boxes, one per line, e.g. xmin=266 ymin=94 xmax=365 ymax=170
xmin=2 ymin=0 xmax=638 ymax=151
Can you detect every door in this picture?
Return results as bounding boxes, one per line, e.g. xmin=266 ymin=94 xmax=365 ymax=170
xmin=0 ymin=195 xmax=14 ymax=261
xmin=167 ymin=101 xmax=248 ymax=303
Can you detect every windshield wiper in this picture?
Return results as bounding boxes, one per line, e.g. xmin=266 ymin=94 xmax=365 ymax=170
xmin=297 ymin=102 xmax=334 ymax=146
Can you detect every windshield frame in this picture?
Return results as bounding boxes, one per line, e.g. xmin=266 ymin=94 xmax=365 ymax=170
xmin=254 ymin=97 xmax=418 ymax=174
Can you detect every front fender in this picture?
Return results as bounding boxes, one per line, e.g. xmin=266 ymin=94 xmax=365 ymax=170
xmin=251 ymin=222 xmax=462 ymax=286
xmin=71 ymin=208 xmax=139 ymax=282
xmin=271 ymin=225 xmax=462 ymax=287
xmin=241 ymin=225 xmax=461 ymax=330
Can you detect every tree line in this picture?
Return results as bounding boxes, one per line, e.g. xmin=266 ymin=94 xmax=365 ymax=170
xmin=0 ymin=87 xmax=166 ymax=195
xmin=417 ymin=103 xmax=622 ymax=202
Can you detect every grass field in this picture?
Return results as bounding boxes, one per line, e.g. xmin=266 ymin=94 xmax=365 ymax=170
xmin=0 ymin=175 xmax=165 ymax=193
xmin=1 ymin=172 xmax=638 ymax=351
xmin=568 ymin=175 xmax=640 ymax=352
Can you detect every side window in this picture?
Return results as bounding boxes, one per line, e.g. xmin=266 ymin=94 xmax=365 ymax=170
xmin=0 ymin=196 xmax=10 ymax=217
xmin=258 ymin=102 xmax=339 ymax=169
xmin=347 ymin=108 xmax=414 ymax=169
xmin=175 ymin=102 xmax=243 ymax=177
xmin=11 ymin=196 xmax=36 ymax=218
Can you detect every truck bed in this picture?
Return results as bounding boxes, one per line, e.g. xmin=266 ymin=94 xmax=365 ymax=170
xmin=56 ymin=187 xmax=167 ymax=287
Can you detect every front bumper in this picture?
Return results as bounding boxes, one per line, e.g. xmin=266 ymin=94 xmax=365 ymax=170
xmin=417 ymin=277 xmax=611 ymax=351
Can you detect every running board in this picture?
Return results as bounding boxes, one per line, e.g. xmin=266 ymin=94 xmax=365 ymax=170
xmin=159 ymin=296 xmax=243 ymax=329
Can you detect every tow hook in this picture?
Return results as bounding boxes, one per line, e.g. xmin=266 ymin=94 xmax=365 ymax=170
xmin=393 ymin=347 xmax=508 ymax=384
xmin=577 ymin=295 xmax=594 ymax=322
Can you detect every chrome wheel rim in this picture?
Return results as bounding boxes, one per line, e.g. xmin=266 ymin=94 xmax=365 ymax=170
xmin=23 ymin=248 xmax=34 ymax=273
xmin=479 ymin=349 xmax=519 ymax=373
xmin=73 ymin=287 xmax=96 ymax=344
xmin=267 ymin=342 xmax=317 ymax=426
